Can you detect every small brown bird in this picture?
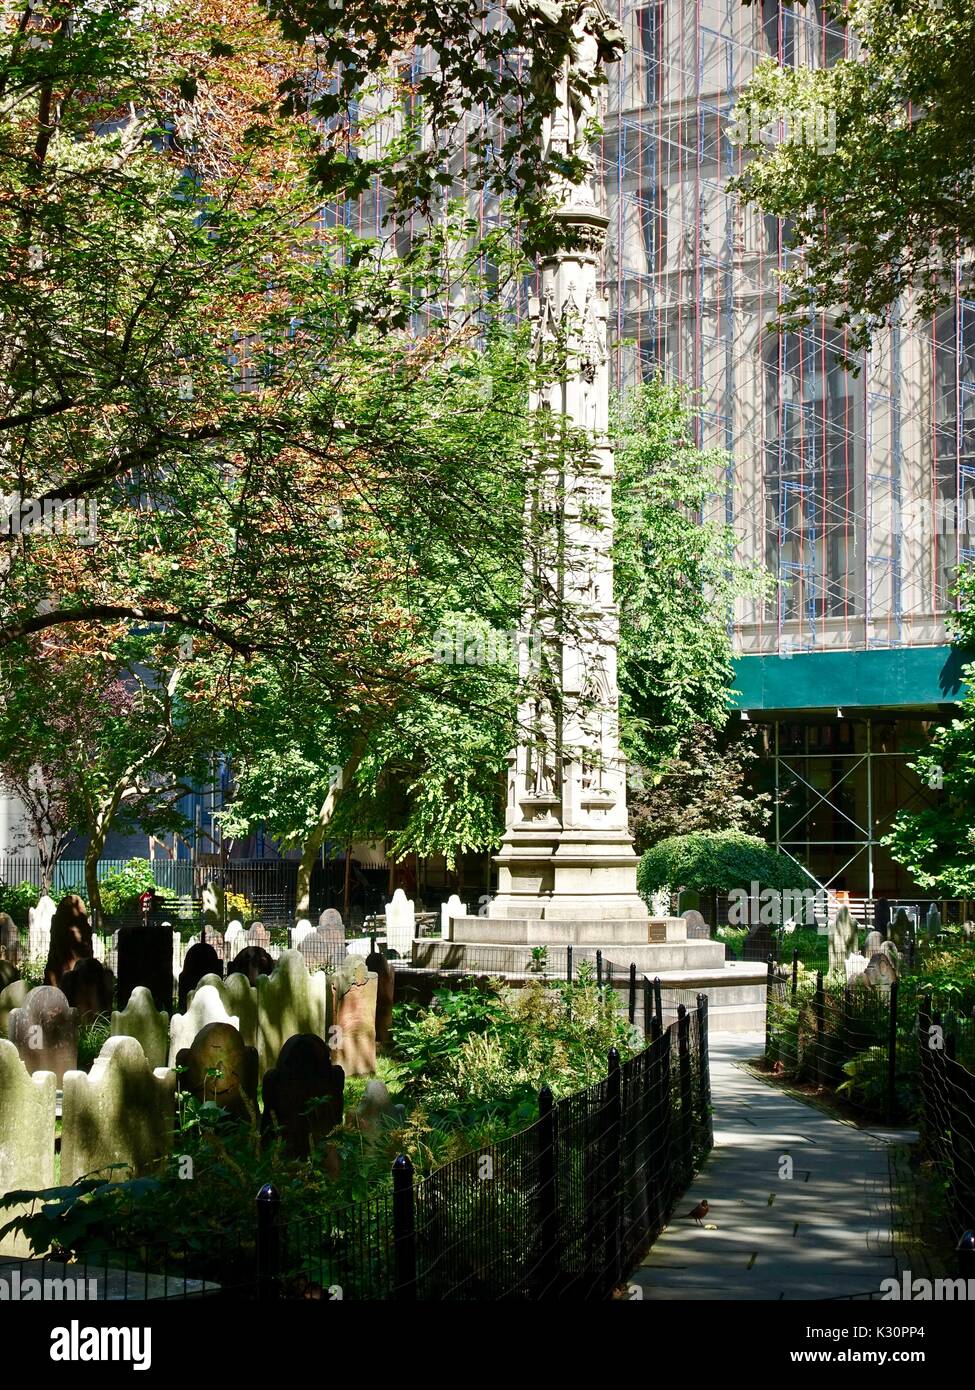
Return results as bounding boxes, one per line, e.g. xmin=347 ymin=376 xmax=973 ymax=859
xmin=686 ymin=1199 xmax=709 ymax=1226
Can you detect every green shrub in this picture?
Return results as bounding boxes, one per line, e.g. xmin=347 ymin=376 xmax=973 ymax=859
xmin=0 ymin=879 xmax=39 ymax=927
xmin=638 ymin=830 xmax=801 ymax=899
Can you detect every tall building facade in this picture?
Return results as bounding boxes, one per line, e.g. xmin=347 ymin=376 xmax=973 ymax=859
xmin=595 ymin=0 xmax=970 ymax=899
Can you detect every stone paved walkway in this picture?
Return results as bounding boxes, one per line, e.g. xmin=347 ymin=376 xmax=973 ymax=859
xmin=632 ymin=1033 xmax=915 ymax=1300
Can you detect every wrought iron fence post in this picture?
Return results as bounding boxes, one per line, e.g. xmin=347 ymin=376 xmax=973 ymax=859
xmin=886 ymin=977 xmax=899 ymax=1122
xmin=814 ymin=969 xmax=825 ymax=1087
xmin=604 ymin=1047 xmax=622 ymax=1293
xmin=596 ymin=950 xmax=603 ymax=989
xmin=392 ymin=1154 xmax=417 ymax=1301
xmin=628 ymin=962 xmax=637 ymax=1026
xmin=765 ymin=954 xmax=775 ymax=1056
xmin=642 ymin=975 xmax=652 ymax=1039
xmin=654 ymin=975 xmax=662 ymax=1025
xmin=677 ymin=1004 xmax=693 ymax=1182
xmin=256 ymin=1183 xmax=280 ymax=1301
xmin=566 ymin=944 xmax=573 ymax=983
xmin=536 ymin=1085 xmax=558 ymax=1298
xmin=696 ymin=992 xmax=713 ymax=1152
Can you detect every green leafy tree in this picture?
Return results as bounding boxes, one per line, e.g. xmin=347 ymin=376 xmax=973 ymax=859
xmin=734 ymin=0 xmax=975 ymax=354
xmin=637 ymin=829 xmax=802 ymax=900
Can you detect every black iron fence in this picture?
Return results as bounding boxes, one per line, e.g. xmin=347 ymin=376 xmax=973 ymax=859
xmin=917 ymin=996 xmax=975 ymax=1251
xmin=2 ymin=999 xmax=712 ymax=1301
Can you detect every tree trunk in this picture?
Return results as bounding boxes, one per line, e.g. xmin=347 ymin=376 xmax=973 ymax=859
xmin=84 ymin=838 xmax=104 ymax=925
xmin=294 ymin=743 xmax=365 ymax=918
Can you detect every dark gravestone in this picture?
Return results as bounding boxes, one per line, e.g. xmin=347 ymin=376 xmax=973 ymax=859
xmin=261 ymin=1034 xmax=345 ymax=1158
xmin=366 ymin=952 xmax=394 ymax=1046
xmin=227 ymin=945 xmax=274 ymax=987
xmin=60 ymin=958 xmax=115 ymax=1025
xmin=117 ymin=927 xmax=174 ymax=1013
xmin=0 ymin=958 xmax=20 ymax=991
xmin=44 ymin=894 xmax=93 ymax=987
xmin=178 ymin=943 xmax=223 ymax=1013
xmin=176 ymin=1021 xmax=259 ymax=1122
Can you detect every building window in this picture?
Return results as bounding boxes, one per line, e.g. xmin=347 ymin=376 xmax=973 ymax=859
xmin=933 ymin=302 xmax=975 ymax=609
xmin=636 ymin=4 xmax=663 ymax=105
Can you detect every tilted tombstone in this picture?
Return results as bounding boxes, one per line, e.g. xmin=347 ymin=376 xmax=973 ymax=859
xmin=8 ymin=985 xmax=79 ymax=1083
xmin=879 ymin=939 xmax=901 ymax=970
xmin=111 ymin=985 xmax=170 ymax=1071
xmin=176 ymin=1021 xmax=259 ymax=1122
xmin=681 ymin=908 xmax=710 ymax=940
xmin=256 ymin=950 xmax=330 ymax=1078
xmin=330 ymin=956 xmax=377 ymax=1077
xmin=168 ymin=983 xmax=239 ymax=1066
xmin=0 ymin=1040 xmax=55 ymax=1256
xmin=261 ymin=1033 xmax=345 ymax=1158
xmin=178 ymin=942 xmax=223 ymax=1013
xmin=828 ymin=906 xmax=858 ymax=974
xmin=44 ymin=894 xmax=93 ymax=987
xmin=61 ymin=1036 xmax=176 ymax=1185
xmin=60 ymin=957 xmax=115 ymax=1026
xmin=0 ymin=978 xmax=28 ymax=1037
xmin=366 ymin=951 xmax=394 ymax=1046
xmin=228 ymin=945 xmax=274 ymax=986
xmin=117 ymin=926 xmax=174 ymax=1014
xmin=384 ymin=889 xmax=414 ymax=958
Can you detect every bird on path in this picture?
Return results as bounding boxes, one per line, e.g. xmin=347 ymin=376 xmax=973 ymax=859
xmin=686 ymin=1199 xmax=709 ymax=1226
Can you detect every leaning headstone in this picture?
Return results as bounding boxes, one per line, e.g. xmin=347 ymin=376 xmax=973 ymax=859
xmin=0 ymin=958 xmax=19 ymax=991
xmin=177 ymin=942 xmax=223 ymax=1013
xmin=117 ymin=925 xmax=174 ymax=1013
xmin=61 ymin=1036 xmax=176 ymax=1185
xmin=879 ymin=940 xmax=901 ymax=970
xmin=44 ymin=894 xmax=93 ymax=987
xmin=864 ymin=951 xmax=898 ymax=992
xmin=890 ymin=908 xmax=912 ymax=950
xmin=256 ymin=950 xmax=331 ymax=1077
xmin=261 ymin=1034 xmax=345 ymax=1157
xmin=8 ymin=985 xmax=79 ymax=1083
xmin=175 ymin=1021 xmax=258 ymax=1122
xmin=366 ymin=951 xmax=394 ymax=1046
xmin=681 ymin=908 xmax=710 ymax=940
xmin=864 ymin=930 xmax=885 ymax=958
xmin=384 ymin=888 xmax=414 ymax=958
xmin=0 ymin=1040 xmax=55 ymax=1256
xmin=111 ymin=986 xmax=170 ymax=1071
xmin=228 ymin=945 xmax=274 ymax=986
xmin=0 ymin=978 xmax=28 ymax=1037
xmin=440 ymin=894 xmax=465 ymax=940
xmin=168 ymin=983 xmax=239 ymax=1066
xmin=189 ymin=972 xmax=258 ymax=1049
xmin=330 ymin=956 xmax=377 ymax=1077
xmin=828 ymin=906 xmax=858 ymax=975
xmin=60 ymin=957 xmax=115 ymax=1026
xmin=28 ymin=893 xmax=56 ymax=962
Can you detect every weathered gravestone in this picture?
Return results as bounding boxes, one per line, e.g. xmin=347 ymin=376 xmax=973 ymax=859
xmin=168 ymin=983 xmax=239 ymax=1066
xmin=0 ymin=958 xmax=20 ymax=990
xmin=117 ymin=925 xmax=174 ymax=1013
xmin=330 ymin=956 xmax=377 ymax=1077
xmin=681 ymin=908 xmax=710 ymax=940
xmin=189 ymin=971 xmax=258 ymax=1049
xmin=178 ymin=942 xmax=223 ymax=1013
xmin=228 ymin=945 xmax=274 ymax=986
xmin=8 ymin=985 xmax=79 ymax=1083
xmin=0 ymin=1040 xmax=55 ymax=1256
xmin=890 ymin=908 xmax=913 ymax=950
xmin=257 ymin=950 xmax=331 ymax=1078
xmin=61 ymin=1036 xmax=176 ymax=1185
xmin=925 ymin=903 xmax=942 ymax=938
xmin=261 ymin=1034 xmax=345 ymax=1157
xmin=864 ymin=951 xmax=898 ymax=992
xmin=28 ymin=893 xmax=56 ymax=962
xmin=366 ymin=951 xmax=394 ymax=1046
xmin=176 ymin=1021 xmax=258 ymax=1121
xmin=44 ymin=894 xmax=93 ymax=987
xmin=879 ymin=939 xmax=901 ymax=969
xmin=111 ymin=985 xmax=170 ymax=1071
xmin=828 ymin=906 xmax=858 ymax=975
xmin=201 ymin=881 xmax=224 ymax=931
xmin=0 ymin=978 xmax=28 ymax=1037
xmin=384 ymin=889 xmax=414 ymax=958
xmin=0 ymin=911 xmax=19 ymax=964
xmin=291 ymin=920 xmax=316 ymax=949
xmin=224 ymin=920 xmax=245 ymax=949
xmin=844 ymin=952 xmax=869 ymax=983
xmin=318 ymin=908 xmax=344 ymax=932
xmin=247 ymin=922 xmax=270 ymax=950
xmin=354 ymin=1079 xmax=406 ymax=1140
xmin=439 ymin=894 xmax=465 ymax=940
xmin=864 ymin=930 xmax=885 ymax=958
xmin=60 ymin=957 xmax=115 ymax=1026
